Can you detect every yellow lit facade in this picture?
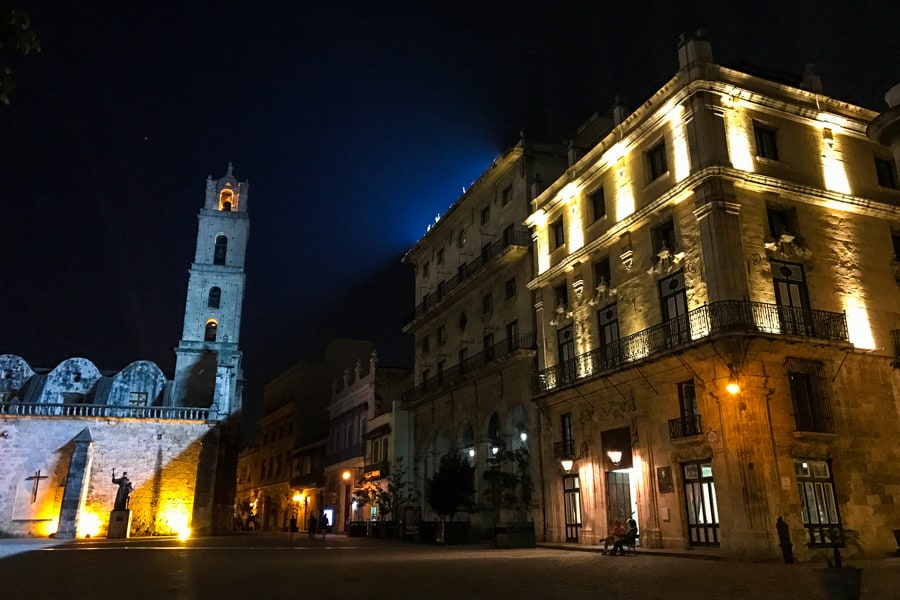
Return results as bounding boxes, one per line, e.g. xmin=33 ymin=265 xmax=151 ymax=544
xmin=526 ymin=34 xmax=900 ymax=560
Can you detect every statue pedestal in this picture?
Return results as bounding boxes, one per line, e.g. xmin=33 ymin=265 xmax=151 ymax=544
xmin=107 ymin=510 xmax=132 ymax=539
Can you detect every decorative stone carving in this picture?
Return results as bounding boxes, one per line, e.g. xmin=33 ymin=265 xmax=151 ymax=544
xmin=548 ymin=303 xmax=573 ymax=328
xmin=647 ymin=241 xmax=685 ymax=275
xmin=764 ymin=231 xmax=813 ymax=262
xmin=588 ymin=276 xmax=618 ymax=306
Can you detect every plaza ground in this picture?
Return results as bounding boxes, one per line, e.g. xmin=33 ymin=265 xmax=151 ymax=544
xmin=0 ymin=534 xmax=896 ymax=599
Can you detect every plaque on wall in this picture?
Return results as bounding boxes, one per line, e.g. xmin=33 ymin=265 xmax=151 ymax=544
xmin=656 ymin=466 xmax=674 ymax=493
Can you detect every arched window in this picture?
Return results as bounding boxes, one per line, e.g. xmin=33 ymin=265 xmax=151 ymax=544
xmin=488 ymin=412 xmax=501 ymax=446
xmin=208 ymin=287 xmax=221 ymax=308
xmin=214 ymin=235 xmax=227 ymax=265
xmin=205 ymin=319 xmax=218 ymax=342
xmin=219 ymin=189 xmax=234 ymax=211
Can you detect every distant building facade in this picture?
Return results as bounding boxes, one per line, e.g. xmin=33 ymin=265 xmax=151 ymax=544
xmin=402 ymin=135 xmax=568 ymax=539
xmin=0 ymin=165 xmax=249 ymax=538
xmin=527 ymin=35 xmax=900 ymax=559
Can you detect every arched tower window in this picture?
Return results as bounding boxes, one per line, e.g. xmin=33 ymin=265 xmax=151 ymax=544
xmin=214 ymin=235 xmax=228 ymax=265
xmin=208 ymin=287 xmax=221 ymax=308
xmin=205 ymin=319 xmax=218 ymax=342
xmin=219 ymin=189 xmax=234 ymax=211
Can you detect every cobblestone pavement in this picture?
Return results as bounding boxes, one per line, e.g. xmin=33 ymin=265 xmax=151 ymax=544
xmin=0 ymin=534 xmax=895 ymax=600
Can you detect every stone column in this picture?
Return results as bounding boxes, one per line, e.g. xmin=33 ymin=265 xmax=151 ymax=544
xmin=693 ymin=178 xmax=749 ymax=302
xmin=55 ymin=428 xmax=94 ymax=539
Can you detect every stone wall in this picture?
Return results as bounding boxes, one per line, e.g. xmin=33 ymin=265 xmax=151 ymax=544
xmin=0 ymin=415 xmax=215 ymax=538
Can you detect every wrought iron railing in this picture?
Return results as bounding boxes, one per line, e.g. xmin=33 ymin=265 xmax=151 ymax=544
xmin=324 ymin=443 xmax=364 ymax=466
xmin=364 ymin=460 xmax=391 ymax=479
xmin=407 ymin=228 xmax=531 ymax=324
xmin=0 ymin=402 xmax=211 ymax=421
xmin=403 ymin=333 xmax=536 ymax=406
xmin=553 ymin=439 xmax=576 ymax=459
xmin=534 ymin=300 xmax=849 ymax=395
xmin=668 ymin=415 xmax=703 ymax=439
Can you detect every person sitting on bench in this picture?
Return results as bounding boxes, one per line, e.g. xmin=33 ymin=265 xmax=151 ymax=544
xmin=602 ymin=520 xmax=626 ymax=554
xmin=610 ymin=518 xmax=638 ymax=555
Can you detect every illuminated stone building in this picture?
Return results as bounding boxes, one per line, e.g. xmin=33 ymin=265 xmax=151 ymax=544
xmin=0 ymin=165 xmax=249 ymax=538
xmin=322 ymin=351 xmax=411 ymax=533
xmin=528 ymin=34 xmax=900 ymax=559
xmin=402 ymin=134 xmax=568 ymax=539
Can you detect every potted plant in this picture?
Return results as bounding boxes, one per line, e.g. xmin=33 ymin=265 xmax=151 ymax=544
xmin=816 ymin=527 xmax=863 ymax=600
xmin=483 ymin=446 xmax=536 ymax=548
xmin=426 ymin=451 xmax=476 ymax=545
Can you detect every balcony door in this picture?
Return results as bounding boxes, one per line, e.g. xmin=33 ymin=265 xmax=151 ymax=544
xmin=597 ymin=304 xmax=621 ymax=370
xmin=660 ymin=271 xmax=689 ymax=346
xmin=557 ymin=325 xmax=576 ymax=384
xmin=563 ymin=474 xmax=582 ymax=542
xmin=771 ymin=260 xmax=812 ymax=336
xmin=682 ymin=460 xmax=719 ymax=546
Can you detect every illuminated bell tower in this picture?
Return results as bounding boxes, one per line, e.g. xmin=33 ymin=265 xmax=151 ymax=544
xmin=173 ymin=163 xmax=249 ymax=417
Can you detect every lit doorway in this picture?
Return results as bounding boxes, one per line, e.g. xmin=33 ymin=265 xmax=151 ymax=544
xmin=562 ymin=474 xmax=581 ymax=542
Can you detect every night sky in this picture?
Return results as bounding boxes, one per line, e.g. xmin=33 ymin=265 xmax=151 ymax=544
xmin=2 ymin=1 xmax=898 ymax=430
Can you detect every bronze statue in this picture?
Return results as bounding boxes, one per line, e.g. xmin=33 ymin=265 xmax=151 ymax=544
xmin=111 ymin=469 xmax=134 ymax=511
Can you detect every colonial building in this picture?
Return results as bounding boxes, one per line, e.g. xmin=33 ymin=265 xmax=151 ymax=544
xmin=236 ymin=339 xmax=373 ymax=532
xmin=527 ymin=34 xmax=900 ymax=559
xmin=402 ymin=134 xmax=568 ymax=539
xmin=0 ymin=165 xmax=249 ymax=538
xmin=322 ymin=351 xmax=410 ymax=533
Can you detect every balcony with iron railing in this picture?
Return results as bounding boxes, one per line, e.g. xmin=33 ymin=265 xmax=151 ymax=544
xmin=363 ymin=460 xmax=391 ymax=480
xmin=668 ymin=415 xmax=703 ymax=440
xmin=406 ymin=228 xmax=531 ymax=327
xmin=553 ymin=439 xmax=576 ymax=459
xmin=534 ymin=300 xmax=849 ymax=396
xmin=403 ymin=333 xmax=536 ymax=406
xmin=0 ymin=402 xmax=212 ymax=421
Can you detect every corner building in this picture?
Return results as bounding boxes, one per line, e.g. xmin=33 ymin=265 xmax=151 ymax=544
xmin=403 ymin=134 xmax=568 ymax=539
xmin=528 ymin=35 xmax=900 ymax=559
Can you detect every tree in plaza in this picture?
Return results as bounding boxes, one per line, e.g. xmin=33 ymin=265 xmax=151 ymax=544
xmin=482 ymin=446 xmax=535 ymax=517
xmin=0 ymin=7 xmax=40 ymax=105
xmin=426 ymin=451 xmax=476 ymax=522
xmin=352 ymin=457 xmax=416 ymax=521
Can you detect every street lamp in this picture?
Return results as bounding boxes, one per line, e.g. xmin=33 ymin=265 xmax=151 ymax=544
xmin=726 ymin=363 xmax=740 ymax=395
xmin=607 ymin=450 xmax=623 ymax=467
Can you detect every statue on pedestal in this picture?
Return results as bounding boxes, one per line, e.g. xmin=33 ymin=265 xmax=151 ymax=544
xmin=111 ymin=469 xmax=133 ymax=511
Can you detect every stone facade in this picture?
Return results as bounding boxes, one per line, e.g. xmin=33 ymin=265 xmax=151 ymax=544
xmin=402 ymin=135 xmax=569 ymax=539
xmin=0 ymin=165 xmax=249 ymax=538
xmin=527 ymin=34 xmax=900 ymax=559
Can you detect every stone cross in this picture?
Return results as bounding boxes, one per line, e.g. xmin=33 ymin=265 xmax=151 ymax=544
xmin=26 ymin=470 xmax=48 ymax=503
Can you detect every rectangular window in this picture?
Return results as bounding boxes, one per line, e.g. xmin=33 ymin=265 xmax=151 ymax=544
xmin=483 ymin=333 xmax=495 ymax=360
xmin=129 ymin=391 xmax=148 ymax=407
xmin=593 ymin=257 xmax=612 ymax=289
xmin=437 ymin=248 xmax=445 ymax=265
xmin=436 ymin=360 xmax=445 ymax=384
xmin=786 ymin=358 xmax=834 ymax=433
xmin=422 ymin=261 xmax=430 ymax=278
xmin=875 ymin=157 xmax=897 ymax=188
xmin=647 ymin=140 xmax=668 ymax=181
xmin=502 ymin=224 xmax=515 ymax=245
xmin=458 ymin=348 xmax=468 ymax=374
xmin=437 ymin=325 xmax=447 ymax=345
xmin=561 ymin=413 xmax=574 ymax=446
xmin=551 ymin=217 xmax=565 ymax=249
xmin=554 ymin=282 xmax=569 ymax=308
xmin=767 ymin=207 xmax=798 ymax=240
xmin=651 ymin=220 xmax=677 ymax=256
xmin=421 ymin=334 xmax=430 ymax=353
xmin=754 ymin=125 xmax=779 ymax=160
xmin=421 ymin=368 xmax=430 ymax=385
xmin=589 ymin=187 xmax=606 ymax=221
xmin=501 ymin=185 xmax=512 ymax=206
xmin=480 ymin=205 xmax=491 ymax=225
xmin=505 ymin=277 xmax=516 ymax=299
xmin=482 ymin=292 xmax=493 ymax=315
xmin=505 ymin=320 xmax=519 ymax=351
xmin=795 ymin=459 xmax=843 ymax=546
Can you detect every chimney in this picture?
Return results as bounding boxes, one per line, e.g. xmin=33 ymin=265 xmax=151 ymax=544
xmin=800 ymin=63 xmax=823 ymax=94
xmin=612 ymin=95 xmax=628 ymax=126
xmin=677 ymin=29 xmax=714 ymax=70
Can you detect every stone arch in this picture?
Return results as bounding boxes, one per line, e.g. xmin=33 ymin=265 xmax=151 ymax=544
xmin=107 ymin=360 xmax=168 ymax=407
xmin=0 ymin=354 xmax=35 ymax=401
xmin=506 ymin=403 xmax=530 ymax=450
xmin=43 ymin=358 xmax=102 ymax=404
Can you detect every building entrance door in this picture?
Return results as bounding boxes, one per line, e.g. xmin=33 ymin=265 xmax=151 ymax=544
xmin=682 ymin=460 xmax=720 ymax=546
xmin=563 ymin=474 xmax=581 ymax=542
xmin=606 ymin=470 xmax=633 ymax=527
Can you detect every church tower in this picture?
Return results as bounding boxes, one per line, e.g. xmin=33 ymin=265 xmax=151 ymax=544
xmin=173 ymin=163 xmax=249 ymax=417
